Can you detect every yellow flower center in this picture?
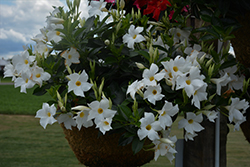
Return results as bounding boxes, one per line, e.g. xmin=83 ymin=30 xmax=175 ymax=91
xmin=80 ymin=112 xmax=84 ymax=118
xmin=186 ymin=80 xmax=191 ymax=85
xmin=177 ymin=32 xmax=181 ymax=37
xmin=24 ymin=59 xmax=29 ymax=64
xmin=47 ymin=112 xmax=51 ymax=117
xmin=104 ymin=121 xmax=109 ymax=126
xmin=25 ymin=78 xmax=29 ymax=83
xmin=168 ymin=72 xmax=173 ymax=78
xmin=98 ymin=108 xmax=103 ymax=114
xmin=56 ymin=31 xmax=60 ymax=36
xmin=146 ymin=124 xmax=152 ymax=131
xmin=149 ymin=76 xmax=154 ymax=81
xmin=68 ymin=55 xmax=72 ymax=59
xmin=36 ymin=73 xmax=41 ymax=78
xmin=45 ymin=47 xmax=48 ymax=52
xmin=194 ymin=90 xmax=198 ymax=95
xmin=75 ymin=81 xmax=81 ymax=86
xmin=188 ymin=119 xmax=193 ymax=124
xmin=133 ymin=34 xmax=137 ymax=39
xmin=152 ymin=89 xmax=157 ymax=95
xmin=173 ymin=66 xmax=178 ymax=72
xmin=161 ymin=111 xmax=166 ymax=116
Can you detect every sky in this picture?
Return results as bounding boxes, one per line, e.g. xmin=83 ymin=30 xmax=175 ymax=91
xmin=0 ymin=0 xmax=89 ymax=60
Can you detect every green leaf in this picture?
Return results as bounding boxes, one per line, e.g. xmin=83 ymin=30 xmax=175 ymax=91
xmin=211 ymin=15 xmax=223 ymax=27
xmin=119 ymin=133 xmax=134 ymax=146
xmin=200 ymin=14 xmax=212 ymax=22
xmin=105 ymin=56 xmax=118 ymax=64
xmin=211 ymin=25 xmax=224 ymax=36
xmin=136 ymin=50 xmax=150 ymax=61
xmin=219 ymin=59 xmax=237 ymax=70
xmin=132 ymin=137 xmax=145 ymax=154
xmin=199 ymin=34 xmax=218 ymax=42
xmin=118 ymin=105 xmax=132 ymax=120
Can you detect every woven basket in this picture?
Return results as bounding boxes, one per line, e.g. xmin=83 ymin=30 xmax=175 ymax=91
xmin=61 ymin=125 xmax=154 ymax=167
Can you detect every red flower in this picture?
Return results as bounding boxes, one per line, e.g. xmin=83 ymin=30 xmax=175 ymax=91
xmin=143 ymin=0 xmax=172 ymax=21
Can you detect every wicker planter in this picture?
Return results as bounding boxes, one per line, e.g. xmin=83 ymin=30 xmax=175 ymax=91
xmin=61 ymin=125 xmax=154 ymax=167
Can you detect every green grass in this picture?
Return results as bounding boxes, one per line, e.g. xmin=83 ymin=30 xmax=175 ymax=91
xmin=0 ymin=76 xmax=12 ymax=83
xmin=0 ymin=85 xmax=53 ymax=115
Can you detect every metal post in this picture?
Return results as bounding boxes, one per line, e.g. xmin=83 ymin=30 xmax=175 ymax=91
xmin=215 ymin=111 xmax=220 ymax=167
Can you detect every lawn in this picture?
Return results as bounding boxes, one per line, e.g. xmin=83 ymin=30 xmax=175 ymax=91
xmin=0 ymin=85 xmax=53 ymax=115
xmin=0 ymin=84 xmax=250 ymax=166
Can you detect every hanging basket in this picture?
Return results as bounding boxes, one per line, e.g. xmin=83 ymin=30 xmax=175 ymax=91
xmin=61 ymin=124 xmax=154 ymax=167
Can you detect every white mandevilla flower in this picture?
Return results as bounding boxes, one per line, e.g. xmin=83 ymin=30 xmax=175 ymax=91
xmin=31 ymin=65 xmax=51 ymax=87
xmin=95 ymin=117 xmax=113 ymax=134
xmin=122 ymin=25 xmax=145 ymax=49
xmin=3 ymin=64 xmax=16 ymax=81
xmin=61 ymin=47 xmax=80 ymax=66
xmin=126 ymin=80 xmax=144 ymax=100
xmin=87 ymin=97 xmax=116 ymax=124
xmin=210 ymin=73 xmax=232 ymax=96
xmin=153 ymin=36 xmax=170 ymax=57
xmin=184 ymin=44 xmax=201 ymax=55
xmin=161 ymin=56 xmax=191 ymax=89
xmin=137 ymin=112 xmax=162 ymax=141
xmin=33 ymin=41 xmax=51 ymax=58
xmin=47 ymin=24 xmax=64 ymax=43
xmin=153 ymin=135 xmax=177 ymax=162
xmin=72 ymin=106 xmax=94 ymax=130
xmin=14 ymin=69 xmax=36 ymax=93
xmin=12 ymin=50 xmax=36 ymax=73
xmin=142 ymin=63 xmax=164 ymax=86
xmin=176 ymin=66 xmax=206 ymax=98
xmin=57 ymin=112 xmax=77 ymax=130
xmin=35 ymin=103 xmax=57 ymax=129
xmin=184 ymin=132 xmax=198 ymax=141
xmin=88 ymin=0 xmax=107 ymax=17
xmin=225 ymin=97 xmax=249 ymax=129
xmin=203 ymin=110 xmax=218 ymax=123
xmin=222 ymin=66 xmax=244 ymax=91
xmin=158 ymin=101 xmax=179 ymax=129
xmin=169 ymin=27 xmax=190 ymax=44
xmin=191 ymin=83 xmax=208 ymax=109
xmin=143 ymin=84 xmax=164 ymax=105
xmin=178 ymin=112 xmax=204 ymax=135
xmin=67 ymin=70 xmax=93 ymax=97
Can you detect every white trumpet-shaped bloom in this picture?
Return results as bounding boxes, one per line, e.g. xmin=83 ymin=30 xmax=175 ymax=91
xmin=67 ymin=70 xmax=93 ymax=97
xmin=61 ymin=47 xmax=80 ymax=67
xmin=87 ymin=97 xmax=116 ymax=124
xmin=137 ymin=112 xmax=162 ymax=141
xmin=158 ymin=101 xmax=179 ymax=129
xmin=57 ymin=112 xmax=77 ymax=130
xmin=178 ymin=112 xmax=204 ymax=135
xmin=123 ymin=25 xmax=145 ymax=49
xmin=142 ymin=63 xmax=164 ymax=86
xmin=35 ymin=103 xmax=57 ymax=129
xmin=144 ymin=84 xmax=164 ymax=105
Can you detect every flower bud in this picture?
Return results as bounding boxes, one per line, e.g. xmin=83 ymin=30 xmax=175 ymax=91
xmin=205 ymin=58 xmax=213 ymax=68
xmin=208 ymin=64 xmax=215 ymax=78
xmin=198 ymin=53 xmax=206 ymax=64
xmin=104 ymin=39 xmax=110 ymax=46
xmin=71 ymin=105 xmax=89 ymax=111
xmin=165 ymin=78 xmax=172 ymax=86
xmin=120 ymin=0 xmax=125 ymax=10
xmin=159 ymin=138 xmax=174 ymax=146
xmin=135 ymin=62 xmax=146 ymax=69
